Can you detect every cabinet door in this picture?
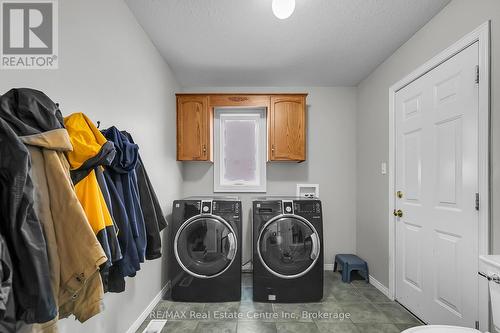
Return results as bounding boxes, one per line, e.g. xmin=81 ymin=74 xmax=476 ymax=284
xmin=269 ymin=96 xmax=306 ymax=161
xmin=177 ymin=95 xmax=212 ymax=161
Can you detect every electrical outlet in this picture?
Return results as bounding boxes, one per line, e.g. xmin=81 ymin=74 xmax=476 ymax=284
xmin=296 ymin=184 xmax=319 ymax=198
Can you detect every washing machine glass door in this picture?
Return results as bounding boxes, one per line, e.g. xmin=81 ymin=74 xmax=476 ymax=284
xmin=258 ymin=215 xmax=320 ymax=279
xmin=175 ymin=215 xmax=237 ymax=279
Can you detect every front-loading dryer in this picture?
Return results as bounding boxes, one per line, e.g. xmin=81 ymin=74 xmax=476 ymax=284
xmin=169 ymin=197 xmax=241 ymax=302
xmin=253 ymin=197 xmax=323 ymax=303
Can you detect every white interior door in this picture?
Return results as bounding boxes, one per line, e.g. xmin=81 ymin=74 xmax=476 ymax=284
xmin=395 ymin=42 xmax=479 ymax=327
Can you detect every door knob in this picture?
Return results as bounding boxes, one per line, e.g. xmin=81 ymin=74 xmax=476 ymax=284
xmin=393 ymin=209 xmax=403 ymax=218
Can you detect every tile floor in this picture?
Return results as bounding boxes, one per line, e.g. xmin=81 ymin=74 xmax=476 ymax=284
xmin=137 ymin=271 xmax=423 ymax=333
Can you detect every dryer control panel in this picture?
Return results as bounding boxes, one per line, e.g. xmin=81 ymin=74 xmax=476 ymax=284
xmin=254 ymin=200 xmax=322 ymax=215
xmin=294 ymin=201 xmax=321 ymax=214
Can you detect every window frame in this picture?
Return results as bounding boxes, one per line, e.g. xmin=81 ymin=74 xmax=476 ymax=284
xmin=213 ymin=107 xmax=267 ymax=193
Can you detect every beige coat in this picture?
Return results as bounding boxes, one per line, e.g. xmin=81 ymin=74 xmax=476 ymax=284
xmin=20 ymin=128 xmax=107 ymax=331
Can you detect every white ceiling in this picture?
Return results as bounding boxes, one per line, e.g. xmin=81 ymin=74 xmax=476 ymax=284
xmin=126 ymin=0 xmax=451 ymax=87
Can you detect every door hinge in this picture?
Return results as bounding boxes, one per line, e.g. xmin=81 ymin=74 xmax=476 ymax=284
xmin=475 ymin=193 xmax=480 ymax=211
xmin=475 ymin=321 xmax=479 ymax=329
xmin=475 ymin=65 xmax=480 ymax=84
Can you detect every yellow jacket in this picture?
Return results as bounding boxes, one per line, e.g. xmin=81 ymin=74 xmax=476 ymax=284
xmin=64 ymin=113 xmax=122 ymax=293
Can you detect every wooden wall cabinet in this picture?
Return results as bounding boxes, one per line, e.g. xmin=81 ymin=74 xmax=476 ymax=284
xmin=176 ymin=95 xmax=212 ymax=161
xmin=176 ymin=93 xmax=306 ymax=162
xmin=269 ymin=95 xmax=306 ymax=162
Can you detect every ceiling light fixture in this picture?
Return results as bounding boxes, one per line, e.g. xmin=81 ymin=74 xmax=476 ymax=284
xmin=272 ymin=0 xmax=295 ymax=20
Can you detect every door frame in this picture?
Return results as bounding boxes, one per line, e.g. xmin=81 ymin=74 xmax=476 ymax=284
xmin=388 ymin=21 xmax=490 ymax=329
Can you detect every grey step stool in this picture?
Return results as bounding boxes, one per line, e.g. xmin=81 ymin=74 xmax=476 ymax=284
xmin=334 ymin=254 xmax=369 ymax=283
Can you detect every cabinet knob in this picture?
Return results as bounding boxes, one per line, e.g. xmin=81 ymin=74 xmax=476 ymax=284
xmin=202 ymin=145 xmax=207 ymax=154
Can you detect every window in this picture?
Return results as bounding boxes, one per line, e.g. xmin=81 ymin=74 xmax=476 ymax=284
xmin=214 ymin=108 xmax=266 ymax=192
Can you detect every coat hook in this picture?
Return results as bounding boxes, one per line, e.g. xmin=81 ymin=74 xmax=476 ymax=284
xmin=97 ymin=121 xmax=101 ymax=129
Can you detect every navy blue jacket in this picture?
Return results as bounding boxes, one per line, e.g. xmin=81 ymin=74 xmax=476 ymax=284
xmin=123 ymin=131 xmax=167 ymax=260
xmin=102 ymin=127 xmax=146 ymax=292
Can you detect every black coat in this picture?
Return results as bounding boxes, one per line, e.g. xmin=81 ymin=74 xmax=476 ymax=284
xmin=0 ymin=89 xmax=57 ymax=323
xmin=0 ymin=234 xmax=15 ymax=333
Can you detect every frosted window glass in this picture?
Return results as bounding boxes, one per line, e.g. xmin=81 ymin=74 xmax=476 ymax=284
xmin=214 ymin=108 xmax=266 ymax=193
xmin=222 ymin=119 xmax=258 ymax=184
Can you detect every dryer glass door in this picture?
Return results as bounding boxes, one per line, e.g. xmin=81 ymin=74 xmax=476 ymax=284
xmin=258 ymin=216 xmax=320 ymax=279
xmin=175 ymin=216 xmax=237 ymax=278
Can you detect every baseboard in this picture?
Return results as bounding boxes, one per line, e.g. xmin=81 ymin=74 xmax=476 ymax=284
xmin=325 ymin=265 xmax=390 ymax=299
xmin=126 ymin=281 xmax=170 ymax=333
xmin=369 ymin=275 xmax=391 ymax=299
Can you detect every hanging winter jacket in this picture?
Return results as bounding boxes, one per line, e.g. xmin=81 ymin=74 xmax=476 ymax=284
xmin=0 ymin=234 xmax=15 ymax=333
xmin=102 ymin=127 xmax=146 ymax=292
xmin=0 ymin=89 xmax=108 ymax=328
xmin=0 ymin=104 xmax=56 ymax=324
xmin=122 ymin=131 xmax=167 ymax=260
xmin=64 ymin=113 xmax=122 ymax=291
xmin=0 ymin=234 xmax=12 ymax=319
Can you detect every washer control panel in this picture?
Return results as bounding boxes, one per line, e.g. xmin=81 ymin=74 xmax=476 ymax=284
xmin=212 ymin=201 xmax=240 ymax=216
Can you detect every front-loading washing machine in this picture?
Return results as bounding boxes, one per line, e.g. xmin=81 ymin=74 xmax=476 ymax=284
xmin=168 ymin=197 xmax=241 ymax=302
xmin=253 ymin=197 xmax=323 ymax=303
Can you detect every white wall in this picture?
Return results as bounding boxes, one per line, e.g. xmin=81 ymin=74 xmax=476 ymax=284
xmin=181 ymin=87 xmax=357 ymax=269
xmin=356 ymin=0 xmax=500 ymax=287
xmin=5 ymin=0 xmax=498 ymax=331
xmin=0 ymin=0 xmax=182 ymax=332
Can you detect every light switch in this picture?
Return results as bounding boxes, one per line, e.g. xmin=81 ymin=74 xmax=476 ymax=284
xmin=381 ymin=162 xmax=387 ymax=175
